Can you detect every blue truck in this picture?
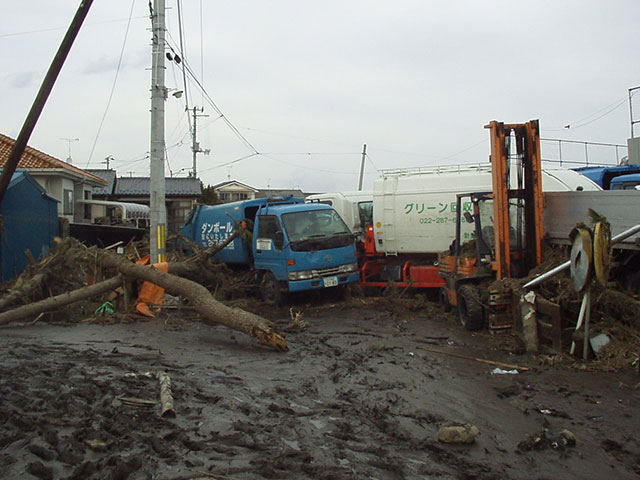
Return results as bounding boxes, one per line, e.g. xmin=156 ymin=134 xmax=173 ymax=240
xmin=573 ymin=164 xmax=640 ymax=190
xmin=180 ymin=196 xmax=360 ymax=304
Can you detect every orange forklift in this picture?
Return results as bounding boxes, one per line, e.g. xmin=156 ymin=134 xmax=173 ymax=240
xmin=439 ymin=120 xmax=545 ymax=330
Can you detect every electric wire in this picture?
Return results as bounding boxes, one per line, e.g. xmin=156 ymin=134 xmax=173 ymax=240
xmin=545 ymin=95 xmax=629 ymax=131
xmin=84 ymin=0 xmax=136 ymax=168
xmin=175 ymin=0 xmax=192 ymax=132
xmin=0 ymin=16 xmax=148 ymax=38
xmin=164 ymin=35 xmax=260 ymax=154
xmin=566 ymin=97 xmax=628 ymax=129
xmin=199 ymin=0 xmax=204 ymax=107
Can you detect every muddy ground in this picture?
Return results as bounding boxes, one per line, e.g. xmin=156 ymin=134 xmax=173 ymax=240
xmin=1 ymin=294 xmax=639 ymax=480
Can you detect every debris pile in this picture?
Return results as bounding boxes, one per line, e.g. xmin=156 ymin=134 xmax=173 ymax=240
xmin=0 ymin=236 xmax=288 ymax=351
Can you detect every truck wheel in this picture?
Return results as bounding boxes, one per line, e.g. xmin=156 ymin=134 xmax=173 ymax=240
xmin=260 ymin=272 xmax=284 ymax=306
xmin=439 ymin=286 xmax=452 ymax=312
xmin=457 ymin=284 xmax=483 ymax=331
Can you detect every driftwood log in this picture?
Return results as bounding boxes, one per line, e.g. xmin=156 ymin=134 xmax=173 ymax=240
xmin=96 ymin=251 xmax=288 ymax=351
xmin=156 ymin=371 xmax=176 ymax=418
xmin=0 ymin=273 xmax=46 ymax=312
xmin=0 ymin=230 xmax=287 ymax=351
xmin=168 ymin=229 xmax=242 ymax=280
xmin=0 ymin=275 xmax=123 ymax=325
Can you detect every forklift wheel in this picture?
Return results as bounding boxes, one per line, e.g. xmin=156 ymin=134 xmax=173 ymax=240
xmin=439 ymin=286 xmax=452 ymax=313
xmin=260 ymin=272 xmax=284 ymax=306
xmin=457 ymin=284 xmax=483 ymax=331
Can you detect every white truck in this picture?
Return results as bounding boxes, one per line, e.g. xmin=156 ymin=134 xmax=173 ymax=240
xmin=305 ymin=191 xmax=373 ymax=238
xmin=311 ymin=163 xmax=602 ymax=291
xmin=373 ymin=163 xmax=601 ymax=256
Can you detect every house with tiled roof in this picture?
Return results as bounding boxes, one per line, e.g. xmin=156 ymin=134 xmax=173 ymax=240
xmin=256 ymin=188 xmax=307 ymax=199
xmin=0 ymin=133 xmax=107 ymax=223
xmin=212 ymin=180 xmax=309 ymax=202
xmin=212 ymin=180 xmax=260 ymax=203
xmin=88 ymin=173 xmax=202 ymax=233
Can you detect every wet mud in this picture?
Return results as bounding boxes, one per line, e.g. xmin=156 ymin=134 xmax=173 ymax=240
xmin=1 ymin=299 xmax=639 ymax=479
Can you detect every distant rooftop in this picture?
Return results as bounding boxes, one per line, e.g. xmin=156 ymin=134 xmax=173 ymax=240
xmin=115 ymin=177 xmax=201 ymax=196
xmin=86 ymin=169 xmax=117 ymax=196
xmin=0 ymin=133 xmax=107 ymax=185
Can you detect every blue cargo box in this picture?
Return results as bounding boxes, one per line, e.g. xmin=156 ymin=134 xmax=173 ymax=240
xmin=610 ymin=173 xmax=640 ymax=190
xmin=573 ymin=165 xmax=640 ymax=189
xmin=180 ymin=197 xmax=303 ymax=264
xmin=0 ymin=170 xmax=59 ymax=281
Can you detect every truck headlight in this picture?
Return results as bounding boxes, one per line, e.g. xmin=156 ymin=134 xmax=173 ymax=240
xmin=288 ymin=270 xmax=315 ymax=281
xmin=339 ymin=262 xmax=359 ymax=273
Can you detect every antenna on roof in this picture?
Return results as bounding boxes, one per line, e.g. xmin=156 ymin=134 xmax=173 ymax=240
xmin=60 ymin=137 xmax=79 ymax=163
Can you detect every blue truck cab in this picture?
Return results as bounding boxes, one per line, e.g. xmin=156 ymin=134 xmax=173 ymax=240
xmin=610 ymin=173 xmax=640 ymax=190
xmin=180 ymin=196 xmax=359 ymax=304
xmin=573 ymin=164 xmax=640 ymax=190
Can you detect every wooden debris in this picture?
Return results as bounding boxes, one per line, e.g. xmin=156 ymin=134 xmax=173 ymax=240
xmin=156 ymin=371 xmax=176 ymax=418
xmin=118 ymin=396 xmax=156 ymax=408
xmin=96 ymin=250 xmax=288 ymax=351
xmin=416 ymin=346 xmax=530 ymax=372
xmin=0 ymin=273 xmax=46 ymax=312
xmin=0 ymin=275 xmax=124 ymax=326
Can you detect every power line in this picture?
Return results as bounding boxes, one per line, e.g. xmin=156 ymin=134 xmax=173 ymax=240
xmin=164 ymin=35 xmax=260 ymax=155
xmin=545 ymin=95 xmax=629 ymax=131
xmin=0 ymin=16 xmax=147 ymax=38
xmin=84 ymin=0 xmax=136 ymax=168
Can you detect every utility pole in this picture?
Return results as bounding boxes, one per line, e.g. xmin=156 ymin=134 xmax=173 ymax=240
xmin=191 ymin=106 xmax=209 ymax=178
xmin=358 ymin=144 xmax=367 ymax=191
xmin=149 ymin=0 xmax=167 ymax=263
xmin=0 ymin=0 xmax=93 ymax=204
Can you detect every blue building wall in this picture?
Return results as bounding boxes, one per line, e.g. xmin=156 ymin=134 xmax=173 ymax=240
xmin=1 ymin=170 xmax=59 ymax=282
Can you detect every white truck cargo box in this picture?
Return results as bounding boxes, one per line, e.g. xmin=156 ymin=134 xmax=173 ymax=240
xmin=373 ymin=163 xmax=601 ymax=255
xmin=306 ymin=191 xmax=373 ymax=234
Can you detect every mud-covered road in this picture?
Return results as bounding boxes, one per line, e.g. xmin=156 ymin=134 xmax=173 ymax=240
xmin=1 ymin=298 xmax=639 ymax=480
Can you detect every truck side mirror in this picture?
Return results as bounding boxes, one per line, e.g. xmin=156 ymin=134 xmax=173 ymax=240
xmin=274 ymin=231 xmax=284 ymax=250
xmin=463 ymin=212 xmax=474 ymax=224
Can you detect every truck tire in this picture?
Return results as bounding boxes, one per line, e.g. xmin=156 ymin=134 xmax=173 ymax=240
xmin=260 ymin=272 xmax=284 ymax=306
xmin=439 ymin=286 xmax=452 ymax=312
xmin=457 ymin=284 xmax=483 ymax=331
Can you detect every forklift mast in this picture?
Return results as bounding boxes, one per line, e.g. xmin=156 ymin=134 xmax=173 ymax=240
xmin=485 ymin=120 xmax=545 ymax=280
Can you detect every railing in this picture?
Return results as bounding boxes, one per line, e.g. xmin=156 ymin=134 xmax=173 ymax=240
xmin=540 ymin=138 xmax=628 ymax=167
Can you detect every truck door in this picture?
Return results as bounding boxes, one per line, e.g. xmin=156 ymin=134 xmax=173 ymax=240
xmin=254 ymin=214 xmax=287 ymax=280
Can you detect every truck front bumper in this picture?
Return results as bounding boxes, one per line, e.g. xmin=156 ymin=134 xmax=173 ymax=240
xmin=287 ymin=272 xmax=360 ymax=293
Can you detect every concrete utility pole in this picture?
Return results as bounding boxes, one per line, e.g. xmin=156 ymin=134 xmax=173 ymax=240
xmin=150 ymin=0 xmax=167 ymax=263
xmin=191 ymin=106 xmax=209 ymax=178
xmin=358 ymin=144 xmax=367 ymax=191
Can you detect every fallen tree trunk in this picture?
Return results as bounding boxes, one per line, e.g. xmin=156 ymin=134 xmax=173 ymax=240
xmin=156 ymin=371 xmax=176 ymax=418
xmin=97 ymin=251 xmax=288 ymax=351
xmin=0 ymin=275 xmax=123 ymax=325
xmin=0 ymin=273 xmax=46 ymax=312
xmin=168 ymin=228 xmax=242 ymax=280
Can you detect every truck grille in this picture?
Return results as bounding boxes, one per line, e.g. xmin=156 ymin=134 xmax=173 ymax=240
xmin=314 ymin=266 xmax=343 ymax=277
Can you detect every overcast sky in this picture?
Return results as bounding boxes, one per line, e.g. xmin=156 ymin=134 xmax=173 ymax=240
xmin=2 ymin=1 xmax=639 ymax=192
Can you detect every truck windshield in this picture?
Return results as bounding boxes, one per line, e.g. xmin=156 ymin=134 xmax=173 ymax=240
xmin=282 ymin=209 xmax=352 ymax=249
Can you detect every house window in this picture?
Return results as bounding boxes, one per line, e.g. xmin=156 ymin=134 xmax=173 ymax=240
xmin=63 ymin=189 xmax=73 ymax=215
xmin=233 ymin=192 xmax=249 ymax=201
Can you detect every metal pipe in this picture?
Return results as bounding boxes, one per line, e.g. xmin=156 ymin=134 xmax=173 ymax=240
xmin=583 ymin=286 xmax=591 ymax=360
xmin=523 ymin=222 xmax=640 ymax=290
xmin=569 ymin=288 xmax=590 ymax=356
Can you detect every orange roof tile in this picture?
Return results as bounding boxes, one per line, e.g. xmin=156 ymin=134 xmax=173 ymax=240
xmin=0 ymin=133 xmax=107 ymax=185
